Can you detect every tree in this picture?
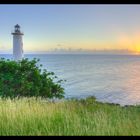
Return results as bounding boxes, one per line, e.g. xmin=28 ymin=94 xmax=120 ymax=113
xmin=0 ymin=58 xmax=65 ymax=99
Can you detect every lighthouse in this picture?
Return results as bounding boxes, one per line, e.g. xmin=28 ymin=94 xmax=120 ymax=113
xmin=11 ymin=24 xmax=24 ymax=61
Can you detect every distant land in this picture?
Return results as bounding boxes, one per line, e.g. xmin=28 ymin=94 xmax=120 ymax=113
xmin=46 ymin=48 xmax=133 ymax=55
xmin=0 ymin=48 xmax=136 ymax=55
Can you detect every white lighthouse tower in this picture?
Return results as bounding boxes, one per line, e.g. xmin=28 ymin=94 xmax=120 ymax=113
xmin=12 ymin=24 xmax=24 ymax=61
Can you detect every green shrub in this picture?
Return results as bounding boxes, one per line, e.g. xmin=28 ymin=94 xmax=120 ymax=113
xmin=0 ymin=58 xmax=65 ymax=99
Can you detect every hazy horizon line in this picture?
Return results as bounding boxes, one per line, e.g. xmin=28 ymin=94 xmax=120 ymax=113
xmin=0 ymin=48 xmax=134 ymax=54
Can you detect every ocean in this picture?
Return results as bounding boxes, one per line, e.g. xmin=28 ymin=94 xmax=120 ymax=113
xmin=1 ymin=53 xmax=140 ymax=106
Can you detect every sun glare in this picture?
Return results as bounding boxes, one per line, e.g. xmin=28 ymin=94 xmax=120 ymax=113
xmin=131 ymin=45 xmax=140 ymax=55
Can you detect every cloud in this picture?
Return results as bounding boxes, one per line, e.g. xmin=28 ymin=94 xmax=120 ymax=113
xmin=0 ymin=46 xmax=6 ymax=49
xmin=57 ymin=43 xmax=65 ymax=47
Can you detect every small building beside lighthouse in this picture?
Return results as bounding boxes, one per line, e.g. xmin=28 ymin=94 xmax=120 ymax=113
xmin=11 ymin=24 xmax=24 ymax=61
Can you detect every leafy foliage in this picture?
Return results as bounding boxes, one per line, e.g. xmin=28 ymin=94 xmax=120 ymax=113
xmin=0 ymin=58 xmax=65 ymax=98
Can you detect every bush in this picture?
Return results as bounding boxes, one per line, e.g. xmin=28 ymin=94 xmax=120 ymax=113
xmin=0 ymin=58 xmax=65 ymax=99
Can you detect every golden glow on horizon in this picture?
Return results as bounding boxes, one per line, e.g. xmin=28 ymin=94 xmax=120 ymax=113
xmin=13 ymin=31 xmax=140 ymax=54
xmin=131 ymin=45 xmax=140 ymax=55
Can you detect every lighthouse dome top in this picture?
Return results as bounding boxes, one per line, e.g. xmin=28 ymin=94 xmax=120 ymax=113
xmin=14 ymin=24 xmax=21 ymax=33
xmin=15 ymin=24 xmax=20 ymax=28
xmin=12 ymin=24 xmax=24 ymax=35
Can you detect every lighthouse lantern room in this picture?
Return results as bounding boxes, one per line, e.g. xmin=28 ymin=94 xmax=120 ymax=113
xmin=11 ymin=24 xmax=24 ymax=61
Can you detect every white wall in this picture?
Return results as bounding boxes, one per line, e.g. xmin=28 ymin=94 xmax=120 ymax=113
xmin=13 ymin=34 xmax=24 ymax=61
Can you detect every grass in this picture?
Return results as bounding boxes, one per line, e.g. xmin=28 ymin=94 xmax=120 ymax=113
xmin=0 ymin=96 xmax=140 ymax=135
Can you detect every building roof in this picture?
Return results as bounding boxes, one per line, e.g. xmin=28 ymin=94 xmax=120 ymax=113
xmin=15 ymin=24 xmax=20 ymax=28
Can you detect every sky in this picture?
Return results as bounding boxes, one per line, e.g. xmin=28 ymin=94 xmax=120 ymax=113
xmin=0 ymin=4 xmax=140 ymax=54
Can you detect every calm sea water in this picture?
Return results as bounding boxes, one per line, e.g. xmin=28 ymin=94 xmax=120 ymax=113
xmin=1 ymin=54 xmax=140 ymax=106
